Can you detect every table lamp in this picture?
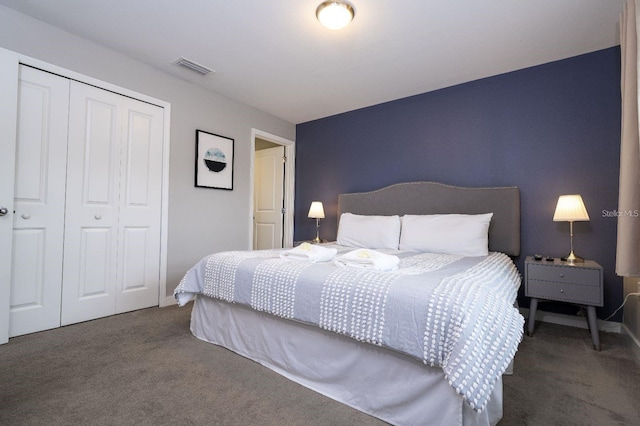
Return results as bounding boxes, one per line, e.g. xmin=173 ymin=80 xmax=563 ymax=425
xmin=553 ymin=194 xmax=590 ymax=264
xmin=308 ymin=201 xmax=325 ymax=243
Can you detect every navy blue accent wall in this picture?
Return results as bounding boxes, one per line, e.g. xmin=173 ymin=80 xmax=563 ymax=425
xmin=295 ymin=47 xmax=622 ymax=320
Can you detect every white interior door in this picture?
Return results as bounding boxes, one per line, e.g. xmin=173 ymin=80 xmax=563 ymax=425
xmin=10 ymin=66 xmax=69 ymax=337
xmin=253 ymin=146 xmax=285 ymax=250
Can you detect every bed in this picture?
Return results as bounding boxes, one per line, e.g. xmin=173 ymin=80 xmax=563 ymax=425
xmin=175 ymin=182 xmax=524 ymax=426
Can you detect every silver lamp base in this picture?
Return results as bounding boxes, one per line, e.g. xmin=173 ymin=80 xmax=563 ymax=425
xmin=565 ymin=222 xmax=584 ymax=265
xmin=313 ymin=218 xmax=321 ymax=244
xmin=565 ymin=251 xmax=584 ymax=265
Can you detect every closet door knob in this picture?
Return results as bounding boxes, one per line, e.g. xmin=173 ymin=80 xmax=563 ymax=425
xmin=95 ymin=214 xmax=102 ymax=220
xmin=21 ymin=213 xmax=31 ymax=220
xmin=0 ymin=207 xmax=7 ymax=216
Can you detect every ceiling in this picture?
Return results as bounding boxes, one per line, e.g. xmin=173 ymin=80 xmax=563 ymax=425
xmin=0 ymin=0 xmax=624 ymax=124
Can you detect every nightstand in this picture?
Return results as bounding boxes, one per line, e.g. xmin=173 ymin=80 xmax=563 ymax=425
xmin=525 ymin=256 xmax=603 ymax=350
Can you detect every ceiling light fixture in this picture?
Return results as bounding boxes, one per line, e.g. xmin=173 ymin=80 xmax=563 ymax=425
xmin=316 ymin=1 xmax=355 ymax=30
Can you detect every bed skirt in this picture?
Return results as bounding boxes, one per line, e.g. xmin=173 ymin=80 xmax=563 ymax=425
xmin=190 ymin=296 xmax=503 ymax=426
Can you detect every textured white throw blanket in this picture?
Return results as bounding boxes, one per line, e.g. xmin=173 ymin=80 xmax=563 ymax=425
xmin=280 ymin=242 xmax=337 ymax=262
xmin=334 ymin=248 xmax=400 ymax=271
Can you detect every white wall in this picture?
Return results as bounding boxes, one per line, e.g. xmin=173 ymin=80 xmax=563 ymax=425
xmin=0 ymin=6 xmax=295 ymax=298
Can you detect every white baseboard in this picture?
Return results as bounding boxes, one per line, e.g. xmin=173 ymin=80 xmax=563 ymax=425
xmin=621 ymin=323 xmax=640 ymax=364
xmin=519 ymin=307 xmax=622 ymax=334
xmin=160 ymin=294 xmax=176 ymax=308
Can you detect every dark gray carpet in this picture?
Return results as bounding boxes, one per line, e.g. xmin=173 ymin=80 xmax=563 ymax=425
xmin=503 ymin=320 xmax=640 ymax=425
xmin=0 ymin=305 xmax=638 ymax=425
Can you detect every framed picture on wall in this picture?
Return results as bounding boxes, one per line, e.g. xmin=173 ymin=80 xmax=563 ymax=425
xmin=195 ymin=130 xmax=234 ymax=190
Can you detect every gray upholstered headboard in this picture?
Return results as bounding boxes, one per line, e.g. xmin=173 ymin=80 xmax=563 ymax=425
xmin=337 ymin=182 xmax=520 ymax=256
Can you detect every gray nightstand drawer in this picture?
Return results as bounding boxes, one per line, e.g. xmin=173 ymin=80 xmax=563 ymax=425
xmin=527 ymin=279 xmax=602 ymax=306
xmin=526 ymin=264 xmax=599 ymax=286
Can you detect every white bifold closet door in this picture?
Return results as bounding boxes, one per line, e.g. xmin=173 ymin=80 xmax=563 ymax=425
xmin=9 ymin=66 xmax=163 ymax=336
xmin=9 ymin=66 xmax=70 ymax=337
xmin=61 ymin=79 xmax=163 ymax=325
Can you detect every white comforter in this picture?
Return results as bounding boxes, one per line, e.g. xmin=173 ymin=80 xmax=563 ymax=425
xmin=175 ymin=245 xmax=524 ymax=412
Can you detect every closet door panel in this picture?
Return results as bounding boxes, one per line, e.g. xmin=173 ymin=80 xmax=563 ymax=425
xmin=120 ymin=227 xmax=150 ymax=291
xmin=116 ymin=101 xmax=163 ymax=313
xmin=84 ymin=102 xmax=118 ymax=204
xmin=79 ymin=227 xmax=113 ymax=295
xmin=10 ymin=66 xmax=69 ymax=337
xmin=61 ymin=83 xmax=121 ymax=325
xmin=10 ymin=230 xmax=45 ymax=308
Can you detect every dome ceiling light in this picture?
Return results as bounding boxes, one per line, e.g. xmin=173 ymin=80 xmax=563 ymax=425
xmin=316 ymin=1 xmax=355 ymax=30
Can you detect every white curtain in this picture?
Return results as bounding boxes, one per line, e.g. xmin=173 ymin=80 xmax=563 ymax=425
xmin=617 ymin=0 xmax=640 ymax=276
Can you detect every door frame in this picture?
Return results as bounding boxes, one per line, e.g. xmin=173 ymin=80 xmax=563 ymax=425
xmin=0 ymin=48 xmax=173 ymax=343
xmin=250 ymin=129 xmax=295 ymax=249
xmin=0 ymin=48 xmax=19 ymax=344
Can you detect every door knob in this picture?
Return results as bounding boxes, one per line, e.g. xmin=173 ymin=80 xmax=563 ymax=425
xmin=0 ymin=207 xmax=8 ymax=216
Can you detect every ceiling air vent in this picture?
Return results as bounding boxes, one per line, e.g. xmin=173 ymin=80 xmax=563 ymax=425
xmin=174 ymin=57 xmax=214 ymax=76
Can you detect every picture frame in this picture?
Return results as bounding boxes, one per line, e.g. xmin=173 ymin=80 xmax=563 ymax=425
xmin=195 ymin=130 xmax=234 ymax=190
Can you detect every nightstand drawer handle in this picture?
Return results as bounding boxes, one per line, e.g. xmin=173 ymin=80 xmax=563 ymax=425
xmin=559 ymin=273 xmax=564 ymax=278
xmin=560 ymin=289 xmax=564 ymax=293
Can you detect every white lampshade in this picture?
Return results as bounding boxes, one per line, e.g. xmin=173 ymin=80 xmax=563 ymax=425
xmin=308 ymin=201 xmax=325 ymax=219
xmin=553 ymin=195 xmax=590 ymax=222
xmin=316 ymin=1 xmax=355 ymax=30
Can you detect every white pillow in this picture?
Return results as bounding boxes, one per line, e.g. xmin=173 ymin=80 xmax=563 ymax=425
xmin=399 ymin=213 xmax=493 ymax=256
xmin=337 ymin=213 xmax=401 ymax=249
